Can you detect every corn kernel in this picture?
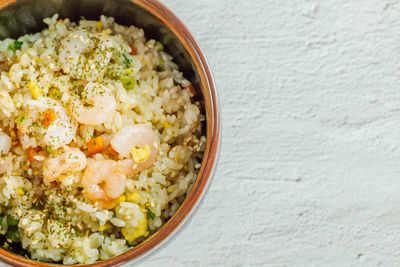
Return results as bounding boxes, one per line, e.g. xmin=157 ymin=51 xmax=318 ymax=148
xmin=127 ymin=192 xmax=140 ymax=202
xmin=131 ymin=146 xmax=151 ymax=163
xmin=96 ymin=21 xmax=102 ymax=30
xmin=17 ymin=188 xmax=24 ymax=196
xmin=102 ymin=29 xmax=111 ymax=35
xmin=98 ymin=223 xmax=112 ymax=232
xmin=9 ymin=130 xmax=16 ymax=140
xmin=126 ymin=68 xmax=133 ymax=74
xmin=163 ymin=121 xmax=170 ymax=128
xmin=28 ymin=80 xmax=42 ymax=99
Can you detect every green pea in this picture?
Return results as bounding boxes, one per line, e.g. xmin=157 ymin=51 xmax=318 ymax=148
xmin=155 ymin=41 xmax=164 ymax=51
xmin=120 ymin=75 xmax=135 ymax=90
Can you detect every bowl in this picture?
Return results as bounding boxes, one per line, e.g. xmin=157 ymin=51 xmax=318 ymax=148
xmin=0 ymin=0 xmax=220 ymax=266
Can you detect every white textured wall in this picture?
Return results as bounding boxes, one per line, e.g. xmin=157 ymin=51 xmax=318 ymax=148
xmin=1 ymin=0 xmax=399 ymax=266
xmin=140 ymin=0 xmax=400 ymax=266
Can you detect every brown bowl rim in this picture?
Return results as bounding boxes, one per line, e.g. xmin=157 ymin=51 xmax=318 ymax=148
xmin=0 ymin=0 xmax=221 ymax=266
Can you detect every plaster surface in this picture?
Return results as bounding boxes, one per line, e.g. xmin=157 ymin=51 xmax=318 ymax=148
xmin=139 ymin=0 xmax=400 ymax=266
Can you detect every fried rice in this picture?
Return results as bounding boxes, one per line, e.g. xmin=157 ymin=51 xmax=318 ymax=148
xmin=0 ymin=14 xmax=205 ymax=264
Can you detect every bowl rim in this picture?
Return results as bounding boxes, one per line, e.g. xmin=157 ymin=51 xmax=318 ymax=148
xmin=0 ymin=0 xmax=221 ymax=266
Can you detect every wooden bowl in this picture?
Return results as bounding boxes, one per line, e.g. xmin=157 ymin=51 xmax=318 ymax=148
xmin=0 ymin=0 xmax=220 ymax=266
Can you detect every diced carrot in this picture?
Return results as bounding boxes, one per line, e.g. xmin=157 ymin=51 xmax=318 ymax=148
xmin=129 ymin=44 xmax=137 ymax=55
xmin=187 ymin=85 xmax=196 ymax=97
xmin=87 ymin=136 xmax=105 ymax=154
xmin=43 ymin=109 xmax=56 ymax=127
xmin=108 ymin=144 xmax=119 ymax=157
xmin=27 ymin=147 xmax=40 ymax=162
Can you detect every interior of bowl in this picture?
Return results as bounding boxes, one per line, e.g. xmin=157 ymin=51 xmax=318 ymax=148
xmin=0 ymin=0 xmax=219 ymax=266
xmin=0 ymin=0 xmax=201 ymax=94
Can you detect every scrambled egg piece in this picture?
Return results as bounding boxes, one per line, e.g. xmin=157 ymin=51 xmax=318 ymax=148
xmin=103 ymin=195 xmax=125 ymax=210
xmin=127 ymin=192 xmax=140 ymax=202
xmin=28 ymin=80 xmax=42 ymax=99
xmin=122 ymin=209 xmax=149 ymax=242
xmin=131 ymin=146 xmax=151 ymax=163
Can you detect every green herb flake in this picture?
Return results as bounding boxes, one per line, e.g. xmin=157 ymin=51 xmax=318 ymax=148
xmin=156 ymin=56 xmax=165 ymax=72
xmin=13 ymin=41 xmax=23 ymax=50
xmin=6 ymin=227 xmax=19 ymax=242
xmin=6 ymin=215 xmax=19 ymax=227
xmin=147 ymin=208 xmax=155 ymax=220
xmin=77 ymin=187 xmax=83 ymax=191
xmin=7 ymin=40 xmax=23 ymax=52
xmin=7 ymin=44 xmax=15 ymax=52
xmin=122 ymin=54 xmax=131 ymax=68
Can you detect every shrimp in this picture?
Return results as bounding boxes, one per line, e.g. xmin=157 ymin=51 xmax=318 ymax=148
xmin=58 ymin=31 xmax=113 ymax=81
xmin=43 ymin=148 xmax=87 ymax=182
xmin=68 ymin=82 xmax=116 ymax=125
xmin=16 ymin=97 xmax=77 ymax=150
xmin=81 ymin=160 xmax=126 ymax=208
xmin=110 ymin=124 xmax=160 ymax=175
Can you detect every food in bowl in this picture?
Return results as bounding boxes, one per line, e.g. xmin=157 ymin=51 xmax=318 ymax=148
xmin=0 ymin=14 xmax=205 ymax=264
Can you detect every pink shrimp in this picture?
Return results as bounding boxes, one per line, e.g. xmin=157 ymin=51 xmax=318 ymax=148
xmin=109 ymin=124 xmax=160 ymax=175
xmin=42 ymin=148 xmax=87 ymax=182
xmin=68 ymin=82 xmax=116 ymax=125
xmin=81 ymin=160 xmax=127 ymax=208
